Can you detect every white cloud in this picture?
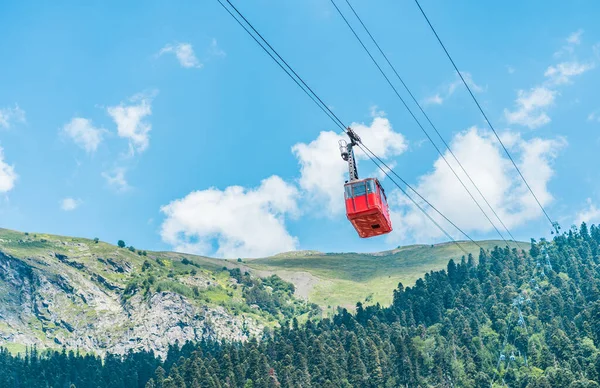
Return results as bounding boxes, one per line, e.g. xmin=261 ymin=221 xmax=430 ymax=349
xmin=555 ymin=29 xmax=584 ymax=57
xmin=449 ymin=72 xmax=484 ymax=94
xmin=588 ymin=111 xmax=599 ymax=122
xmin=60 ymin=197 xmax=81 ymax=211
xmin=544 ymin=61 xmax=594 ymax=85
xmin=292 ymin=130 xmax=347 ymax=214
xmin=386 ymin=127 xmax=565 ymax=243
xmin=424 ymin=94 xmax=443 ymax=105
xmin=567 ymin=29 xmax=584 ymax=45
xmin=158 ymin=43 xmax=203 ymax=69
xmin=369 ymin=105 xmax=385 ymax=118
xmin=575 ymin=198 xmax=600 ymax=226
xmin=62 ymin=117 xmax=104 ymax=153
xmin=507 ymin=66 xmax=516 ymax=74
xmin=352 ymin=116 xmax=408 ymax=157
xmin=102 ymin=168 xmax=130 ymax=192
xmin=373 ymin=160 xmax=397 ymax=181
xmin=209 ymin=39 xmax=226 ymax=58
xmin=292 ymin=114 xmax=407 ymax=215
xmin=424 ymin=71 xmax=484 ymax=105
xmin=0 ymin=105 xmax=25 ymax=129
xmin=508 ymin=30 xmax=595 ymax=129
xmin=160 ymin=176 xmax=299 ymax=258
xmin=107 ymin=92 xmax=155 ymax=154
xmin=0 ymin=146 xmax=17 ymax=193
xmin=504 ymin=87 xmax=557 ymax=129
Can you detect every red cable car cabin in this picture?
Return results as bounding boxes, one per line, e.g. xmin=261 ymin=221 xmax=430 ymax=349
xmin=344 ymin=177 xmax=393 ymax=238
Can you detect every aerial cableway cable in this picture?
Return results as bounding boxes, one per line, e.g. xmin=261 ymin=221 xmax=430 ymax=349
xmin=335 ymin=0 xmax=518 ymax=247
xmin=355 ymin=143 xmax=469 ymax=250
xmin=413 ymin=0 xmax=559 ymax=234
xmin=356 ymin=142 xmax=481 ymax=249
xmin=216 ymin=0 xmax=481 ymax=253
xmin=329 ymin=0 xmax=513 ymax=249
xmin=221 ymin=1 xmax=348 ymax=131
xmin=217 ymin=0 xmax=477 ymax=252
xmin=214 ymin=0 xmax=345 ymax=134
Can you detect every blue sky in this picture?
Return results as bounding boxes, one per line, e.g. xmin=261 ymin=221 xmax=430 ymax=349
xmin=0 ymin=0 xmax=599 ymax=257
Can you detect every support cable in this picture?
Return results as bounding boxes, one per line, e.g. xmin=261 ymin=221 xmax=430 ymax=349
xmin=329 ymin=0 xmax=511 ymax=248
xmin=217 ymin=0 xmax=481 ymax=253
xmin=413 ymin=0 xmax=558 ymax=233
xmin=341 ymin=0 xmax=518 ymax=246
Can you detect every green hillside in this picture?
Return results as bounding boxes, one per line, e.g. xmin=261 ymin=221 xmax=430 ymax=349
xmin=242 ymin=240 xmax=528 ymax=313
xmin=0 ymin=228 xmax=310 ymax=356
xmin=0 ymin=227 xmax=527 ymax=315
xmin=0 ymin=226 xmax=527 ymax=355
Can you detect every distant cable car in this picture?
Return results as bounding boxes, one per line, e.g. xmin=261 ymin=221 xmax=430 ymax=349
xmin=339 ymin=128 xmax=393 ymax=238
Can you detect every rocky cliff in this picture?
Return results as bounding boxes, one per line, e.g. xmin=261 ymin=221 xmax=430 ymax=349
xmin=0 ymin=229 xmax=308 ymax=357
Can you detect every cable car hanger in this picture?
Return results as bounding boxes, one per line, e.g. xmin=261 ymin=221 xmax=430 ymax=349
xmin=339 ymin=127 xmax=361 ymax=182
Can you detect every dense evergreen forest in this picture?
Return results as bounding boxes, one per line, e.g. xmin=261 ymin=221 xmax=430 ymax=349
xmin=4 ymin=223 xmax=600 ymax=387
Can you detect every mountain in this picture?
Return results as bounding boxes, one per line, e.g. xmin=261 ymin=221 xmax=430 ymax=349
xmin=242 ymin=240 xmax=529 ymax=313
xmin=3 ymin=224 xmax=600 ymax=387
xmin=0 ymin=227 xmax=525 ymax=358
xmin=0 ymin=228 xmax=310 ymax=357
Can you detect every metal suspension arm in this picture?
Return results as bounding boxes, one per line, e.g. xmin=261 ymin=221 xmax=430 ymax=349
xmin=339 ymin=127 xmax=361 ymax=182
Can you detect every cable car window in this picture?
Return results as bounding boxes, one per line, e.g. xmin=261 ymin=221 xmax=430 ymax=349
xmin=378 ymin=181 xmax=387 ymax=200
xmin=344 ymin=185 xmax=352 ymax=199
xmin=352 ymin=182 xmax=367 ymax=197
xmin=366 ymin=180 xmax=376 ymax=194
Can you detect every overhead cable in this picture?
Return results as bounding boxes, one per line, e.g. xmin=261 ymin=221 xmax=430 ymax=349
xmin=339 ymin=0 xmax=518 ymax=247
xmin=217 ymin=0 xmax=481 ymax=253
xmin=413 ymin=0 xmax=558 ymax=233
xmin=329 ymin=0 xmax=513 ymax=248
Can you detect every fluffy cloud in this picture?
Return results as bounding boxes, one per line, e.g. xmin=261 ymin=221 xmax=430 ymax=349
xmin=292 ymin=114 xmax=407 ymax=215
xmin=292 ymin=130 xmax=347 ymax=214
xmin=555 ymin=29 xmax=584 ymax=57
xmin=60 ymin=197 xmax=81 ymax=211
xmin=575 ymin=198 xmax=600 ymax=226
xmin=504 ymin=87 xmax=557 ymax=129
xmin=507 ymin=30 xmax=594 ymax=129
xmin=387 ymin=127 xmax=565 ymax=243
xmin=158 ymin=43 xmax=203 ymax=69
xmin=544 ymin=61 xmax=594 ymax=85
xmin=424 ymin=72 xmax=484 ymax=105
xmin=0 ymin=105 xmax=25 ymax=129
xmin=0 ymin=146 xmax=17 ymax=193
xmin=159 ymin=114 xmax=405 ymax=257
xmin=102 ymin=168 xmax=130 ymax=192
xmin=160 ymin=176 xmax=299 ymax=258
xmin=107 ymin=92 xmax=155 ymax=154
xmin=62 ymin=117 xmax=104 ymax=153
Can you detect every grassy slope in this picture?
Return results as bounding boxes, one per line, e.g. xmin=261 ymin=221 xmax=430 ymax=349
xmin=0 ymin=227 xmax=528 ymax=316
xmin=0 ymin=228 xmax=279 ymax=328
xmin=244 ymin=240 xmax=529 ymax=313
